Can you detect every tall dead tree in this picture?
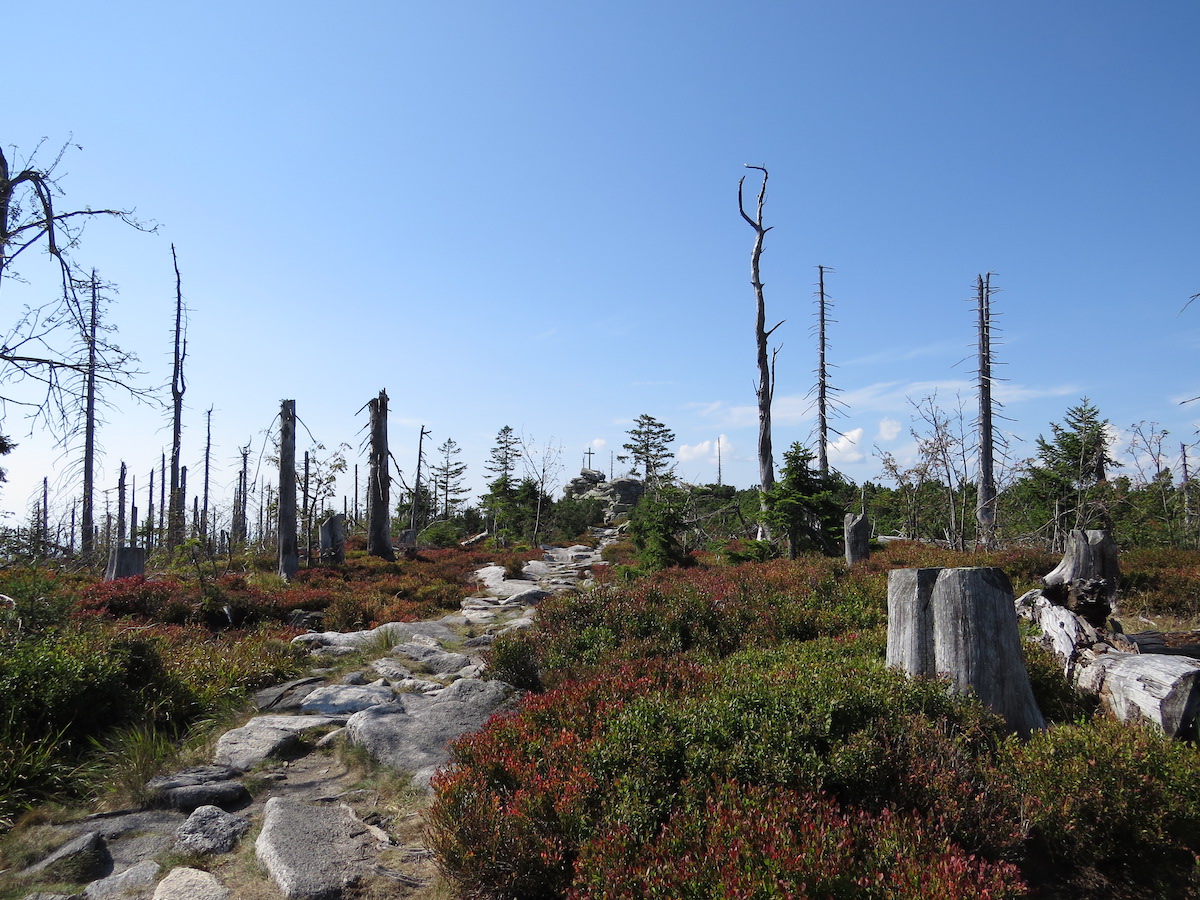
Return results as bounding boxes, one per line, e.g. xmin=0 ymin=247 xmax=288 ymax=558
xmin=278 ymin=400 xmax=298 ymax=579
xmin=410 ymin=425 xmax=429 ymax=536
xmin=80 ymin=274 xmax=100 ymax=559
xmin=200 ymin=407 xmax=212 ymax=545
xmin=367 ymin=390 xmax=395 ymax=560
xmin=739 ymin=165 xmax=783 ymax=518
xmin=146 ymin=467 xmax=154 ymax=550
xmin=166 ymin=244 xmax=187 ymax=549
xmin=0 ymin=143 xmax=149 ymax=438
xmin=973 ymin=273 xmax=999 ymax=549
xmin=811 ymin=265 xmax=846 ymax=476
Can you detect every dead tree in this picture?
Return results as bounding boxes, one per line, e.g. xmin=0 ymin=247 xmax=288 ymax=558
xmin=278 ymin=400 xmax=298 ymax=579
xmin=812 ymin=265 xmax=846 ymax=475
xmin=973 ymin=273 xmax=1000 ymax=549
xmin=80 ymin=275 xmax=100 ymax=559
xmin=0 ymin=142 xmax=149 ymax=433
xmin=1041 ymin=528 xmax=1120 ymax=627
xmin=739 ymin=165 xmax=783 ymax=521
xmin=166 ymin=245 xmax=187 ymax=549
xmin=888 ymin=566 xmax=1045 ymax=735
xmin=366 ymin=390 xmax=395 ymax=560
xmin=104 ymin=462 xmax=144 ymax=579
xmin=201 ymin=407 xmax=212 ymax=546
xmin=410 ymin=425 xmax=429 ymax=536
xmin=844 ymin=509 xmax=870 ymax=565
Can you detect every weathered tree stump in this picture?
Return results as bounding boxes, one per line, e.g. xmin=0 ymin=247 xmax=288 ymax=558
xmin=887 ymin=567 xmax=1045 ymax=735
xmin=1041 ymin=529 xmax=1119 ymax=627
xmin=844 ymin=512 xmax=870 ymax=565
xmin=319 ymin=514 xmax=346 ymax=564
xmin=104 ymin=546 xmax=146 ymax=581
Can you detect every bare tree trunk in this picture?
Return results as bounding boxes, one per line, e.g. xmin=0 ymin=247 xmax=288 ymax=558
xmin=844 ymin=510 xmax=870 ymax=565
xmin=975 ymin=273 xmax=998 ymax=549
xmin=303 ymin=450 xmax=311 ymax=565
xmin=146 ymin=467 xmax=155 ymax=551
xmin=1042 ymin=528 xmax=1120 ymax=626
xmin=201 ymin=407 xmax=212 ymax=545
xmin=410 ymin=424 xmax=429 ymax=537
xmin=814 ymin=265 xmax=842 ymax=476
xmin=1183 ymin=443 xmax=1194 ymax=546
xmin=320 ymin=513 xmax=346 ymax=564
xmin=116 ymin=462 xmax=127 ymax=547
xmin=887 ymin=566 xmax=1045 ymax=735
xmin=41 ymin=477 xmax=49 ymax=556
xmin=167 ymin=244 xmax=187 ymax=549
xmin=367 ymin=391 xmax=395 ymax=560
xmin=105 ymin=463 xmax=144 ymax=579
xmin=739 ymin=165 xmax=783 ymax=525
xmin=81 ymin=273 xmax=99 ymax=560
xmin=278 ymin=400 xmax=299 ymax=579
xmin=159 ymin=452 xmax=166 ymax=535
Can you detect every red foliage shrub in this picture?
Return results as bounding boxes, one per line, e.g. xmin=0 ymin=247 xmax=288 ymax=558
xmin=426 ymin=661 xmax=708 ymax=899
xmin=76 ymin=575 xmax=195 ymax=622
xmin=569 ymin=782 xmax=1026 ymax=900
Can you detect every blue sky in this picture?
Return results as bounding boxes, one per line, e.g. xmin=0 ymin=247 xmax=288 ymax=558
xmin=3 ymin=0 xmax=1198 ymax=526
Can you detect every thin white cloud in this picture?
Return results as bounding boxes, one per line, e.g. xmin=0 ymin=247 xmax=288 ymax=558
xmin=876 ymin=417 xmax=902 ymax=442
xmin=828 ymin=428 xmax=865 ymax=465
xmin=991 ymin=382 xmax=1079 ymax=404
xmin=842 ymin=339 xmax=962 ymax=367
xmin=679 ymin=434 xmax=734 ymax=464
xmin=591 ymin=438 xmax=607 ymax=450
xmin=684 ymin=400 xmax=726 ymax=417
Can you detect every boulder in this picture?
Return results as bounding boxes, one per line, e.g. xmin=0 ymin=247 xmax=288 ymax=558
xmin=391 ymin=642 xmax=471 ymax=675
xmin=146 ymin=766 xmax=249 ymax=812
xmin=213 ymin=716 xmax=343 ymax=772
xmin=300 ymin=682 xmax=394 ymax=715
xmin=346 ymin=678 xmax=515 ymax=788
xmin=505 ymin=587 xmax=551 ymax=606
xmin=152 ymin=867 xmax=229 ymax=900
xmin=369 ymin=658 xmax=413 ymax=681
xmin=21 ymin=832 xmax=111 ymax=883
xmin=82 ymin=860 xmax=160 ymax=899
xmin=253 ymin=677 xmax=324 ymax=712
xmin=174 ymin=805 xmax=251 ymax=855
xmin=256 ymin=799 xmax=373 ymax=900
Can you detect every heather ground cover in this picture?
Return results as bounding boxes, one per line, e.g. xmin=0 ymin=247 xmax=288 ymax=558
xmin=432 ymin=543 xmax=1200 ymax=900
xmin=0 ymin=543 xmax=533 ymax=830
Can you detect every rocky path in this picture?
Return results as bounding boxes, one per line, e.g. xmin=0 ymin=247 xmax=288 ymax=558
xmin=10 ymin=531 xmax=614 ymax=900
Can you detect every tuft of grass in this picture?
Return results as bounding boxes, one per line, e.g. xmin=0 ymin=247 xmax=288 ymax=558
xmin=87 ymin=721 xmax=182 ymax=811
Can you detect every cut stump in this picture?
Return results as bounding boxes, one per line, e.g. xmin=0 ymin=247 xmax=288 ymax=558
xmin=887 ymin=566 xmax=1045 ymax=735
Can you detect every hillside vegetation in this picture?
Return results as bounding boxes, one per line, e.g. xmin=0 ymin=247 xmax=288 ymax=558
xmin=432 ymin=541 xmax=1200 ymax=900
xmin=3 ymin=540 xmax=1199 ymax=898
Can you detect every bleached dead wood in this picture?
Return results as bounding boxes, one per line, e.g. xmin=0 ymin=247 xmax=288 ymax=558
xmin=1074 ymin=652 xmax=1200 ymax=738
xmin=1042 ymin=529 xmax=1119 ymax=626
xmin=888 ymin=567 xmax=1045 ymax=735
xmin=844 ymin=512 xmax=870 ymax=565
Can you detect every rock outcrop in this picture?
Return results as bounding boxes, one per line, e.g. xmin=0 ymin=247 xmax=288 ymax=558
xmin=562 ymin=469 xmax=644 ymax=519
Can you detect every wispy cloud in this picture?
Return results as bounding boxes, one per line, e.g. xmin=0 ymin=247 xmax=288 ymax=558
xmin=828 ymin=428 xmax=865 ymax=465
xmin=876 ymin=417 xmax=902 ymax=442
xmin=679 ymin=434 xmax=734 ymax=464
xmin=992 ymin=382 xmax=1078 ymax=404
xmin=842 ymin=340 xmax=962 ymax=367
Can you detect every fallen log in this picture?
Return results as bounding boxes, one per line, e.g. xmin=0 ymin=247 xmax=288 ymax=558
xmin=1074 ymin=652 xmax=1200 ymax=739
